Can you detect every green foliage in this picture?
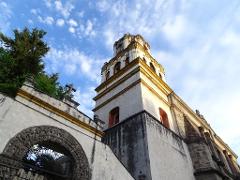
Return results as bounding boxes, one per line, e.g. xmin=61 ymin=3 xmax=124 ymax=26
xmin=0 ymin=28 xmax=49 ymax=75
xmin=0 ymin=28 xmax=65 ymax=98
xmin=0 ymin=47 xmax=14 ymax=81
xmin=0 ymin=47 xmax=21 ymax=96
xmin=34 ymin=73 xmax=65 ymax=99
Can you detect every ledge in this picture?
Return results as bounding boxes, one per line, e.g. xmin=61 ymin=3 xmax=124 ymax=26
xmin=16 ymin=84 xmax=104 ymax=137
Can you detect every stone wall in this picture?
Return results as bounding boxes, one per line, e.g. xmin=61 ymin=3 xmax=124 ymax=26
xmin=103 ymin=111 xmax=195 ymax=180
xmin=103 ymin=111 xmax=151 ymax=180
xmin=144 ymin=112 xmax=195 ymax=180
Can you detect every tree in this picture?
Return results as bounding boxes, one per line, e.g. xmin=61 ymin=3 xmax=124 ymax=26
xmin=0 ymin=28 xmax=49 ymax=76
xmin=0 ymin=28 xmax=66 ymax=98
xmin=0 ymin=47 xmax=19 ymax=96
xmin=34 ymin=73 xmax=65 ymax=99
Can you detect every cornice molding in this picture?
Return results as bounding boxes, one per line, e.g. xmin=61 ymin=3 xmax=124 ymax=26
xmin=141 ymin=79 xmax=170 ymax=106
xmin=93 ymin=79 xmax=141 ymax=112
xmin=94 ymin=66 xmax=140 ymax=101
xmin=139 ymin=61 xmax=172 ymax=94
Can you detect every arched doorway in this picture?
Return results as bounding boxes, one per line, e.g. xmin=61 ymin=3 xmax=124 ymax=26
xmin=23 ymin=143 xmax=73 ymax=179
xmin=0 ymin=126 xmax=91 ymax=180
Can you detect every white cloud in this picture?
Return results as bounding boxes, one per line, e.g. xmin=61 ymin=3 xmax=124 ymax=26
xmin=96 ymin=0 xmax=110 ymax=12
xmin=97 ymin=0 xmax=175 ymax=49
xmin=43 ymin=0 xmax=74 ymax=18
xmin=30 ymin=9 xmax=38 ymax=15
xmin=56 ymin=18 xmax=65 ymax=27
xmin=54 ymin=0 xmax=74 ymax=18
xmin=73 ymin=87 xmax=96 ymax=117
xmin=161 ymin=15 xmax=189 ymax=45
xmin=28 ymin=19 xmax=33 ymax=24
xmin=78 ymin=11 xmax=84 ymax=18
xmin=68 ymin=26 xmax=75 ymax=33
xmin=45 ymin=47 xmax=105 ymax=82
xmin=44 ymin=0 xmax=52 ymax=8
xmin=45 ymin=16 xmax=54 ymax=25
xmin=74 ymin=19 xmax=96 ymax=38
xmin=220 ymin=30 xmax=240 ymax=47
xmin=38 ymin=16 xmax=54 ymax=25
xmin=68 ymin=19 xmax=78 ymax=27
xmin=85 ymin=20 xmax=95 ymax=36
xmin=64 ymin=63 xmax=77 ymax=75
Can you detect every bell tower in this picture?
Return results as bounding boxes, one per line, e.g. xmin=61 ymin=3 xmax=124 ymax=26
xmin=93 ymin=34 xmax=195 ymax=180
xmin=93 ymin=34 xmax=178 ymax=131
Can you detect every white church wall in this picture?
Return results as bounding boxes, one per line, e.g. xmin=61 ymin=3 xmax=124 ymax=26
xmin=97 ymin=64 xmax=139 ymax=95
xmin=140 ymin=72 xmax=168 ymax=102
xmin=139 ymin=73 xmax=178 ymax=133
xmin=141 ymin=83 xmax=175 ymax=131
xmin=0 ymin=93 xmax=134 ymax=180
xmin=95 ymin=69 xmax=140 ymax=107
xmin=95 ymin=83 xmax=143 ymax=129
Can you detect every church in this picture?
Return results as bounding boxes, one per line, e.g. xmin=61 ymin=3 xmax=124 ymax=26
xmin=0 ymin=34 xmax=239 ymax=180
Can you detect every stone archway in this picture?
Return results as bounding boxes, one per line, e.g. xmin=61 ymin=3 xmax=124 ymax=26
xmin=1 ymin=126 xmax=91 ymax=180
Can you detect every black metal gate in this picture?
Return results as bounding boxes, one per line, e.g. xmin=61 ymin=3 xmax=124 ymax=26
xmin=0 ymin=155 xmax=72 ymax=180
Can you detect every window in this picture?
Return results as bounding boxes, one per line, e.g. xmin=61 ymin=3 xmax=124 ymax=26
xmin=106 ymin=71 xmax=110 ymax=80
xmin=109 ymin=107 xmax=119 ymax=128
xmin=150 ymin=62 xmax=155 ymax=72
xmin=159 ymin=73 xmax=162 ymax=79
xmin=159 ymin=108 xmax=169 ymax=128
xmin=114 ymin=62 xmax=121 ymax=74
xmin=125 ymin=56 xmax=129 ymax=65
xmin=143 ymin=57 xmax=146 ymax=63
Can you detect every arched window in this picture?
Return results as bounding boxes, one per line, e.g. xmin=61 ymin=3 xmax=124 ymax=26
xmin=114 ymin=62 xmax=121 ymax=74
xmin=109 ymin=107 xmax=119 ymax=128
xmin=150 ymin=62 xmax=155 ymax=72
xmin=159 ymin=108 xmax=169 ymax=128
xmin=106 ymin=70 xmax=110 ymax=80
xmin=125 ymin=56 xmax=129 ymax=65
xmin=143 ymin=57 xmax=146 ymax=63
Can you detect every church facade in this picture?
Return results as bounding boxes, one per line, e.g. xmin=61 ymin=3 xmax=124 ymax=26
xmin=0 ymin=34 xmax=239 ymax=180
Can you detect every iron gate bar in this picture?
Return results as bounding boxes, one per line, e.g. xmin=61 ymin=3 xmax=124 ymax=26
xmin=0 ymin=155 xmax=72 ymax=179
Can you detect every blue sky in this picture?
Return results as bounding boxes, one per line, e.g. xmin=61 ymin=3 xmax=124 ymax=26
xmin=1 ymin=0 xmax=240 ymax=157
